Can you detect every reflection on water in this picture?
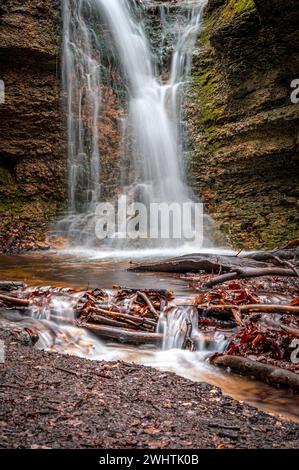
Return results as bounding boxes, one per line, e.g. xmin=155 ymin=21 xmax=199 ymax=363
xmin=0 ymin=251 xmax=195 ymax=295
xmin=0 ymin=251 xmax=298 ymax=423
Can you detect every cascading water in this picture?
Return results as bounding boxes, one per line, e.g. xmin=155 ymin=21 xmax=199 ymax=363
xmin=57 ymin=0 xmax=212 ymax=250
xmin=62 ymin=0 xmax=101 ymax=215
xmin=3 ymin=293 xmax=298 ymax=422
xmin=157 ymin=305 xmax=227 ymax=352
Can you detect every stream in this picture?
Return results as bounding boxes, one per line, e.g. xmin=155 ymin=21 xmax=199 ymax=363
xmin=0 ymin=251 xmax=298 ymax=424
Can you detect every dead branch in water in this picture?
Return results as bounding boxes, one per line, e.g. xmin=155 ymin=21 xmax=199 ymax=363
xmin=211 ymin=355 xmax=299 ymax=391
xmin=129 ymin=254 xmax=270 ymax=274
xmin=87 ymin=313 xmax=137 ymax=330
xmin=199 ymin=304 xmax=299 ymax=315
xmin=82 ymin=322 xmax=162 ymax=345
xmin=87 ymin=306 xmax=156 ymax=328
xmin=137 ymin=291 xmax=159 ymax=320
xmin=0 ymin=294 xmax=30 ymax=307
xmin=204 ymin=267 xmax=297 ymax=288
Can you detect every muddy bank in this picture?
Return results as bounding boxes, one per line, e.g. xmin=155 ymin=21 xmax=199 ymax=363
xmin=0 ymin=329 xmax=298 ymax=449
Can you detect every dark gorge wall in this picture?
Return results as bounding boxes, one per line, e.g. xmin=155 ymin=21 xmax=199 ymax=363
xmin=0 ymin=0 xmax=65 ymax=252
xmin=188 ymin=0 xmax=299 ymax=249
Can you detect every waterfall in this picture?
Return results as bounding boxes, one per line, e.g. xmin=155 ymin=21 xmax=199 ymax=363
xmin=157 ymin=305 xmax=199 ymax=350
xmin=58 ymin=0 xmax=210 ymax=250
xmin=157 ymin=305 xmax=227 ymax=352
xmin=62 ymin=0 xmax=101 ymax=214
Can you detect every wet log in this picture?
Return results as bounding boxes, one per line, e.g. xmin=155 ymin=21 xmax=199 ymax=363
xmin=0 ymin=281 xmax=27 ymax=291
xmin=129 ymin=254 xmax=270 ymax=274
xmin=212 ymin=355 xmax=299 ymax=391
xmin=200 ymin=304 xmax=299 ymax=315
xmin=204 ymin=267 xmax=297 ymax=288
xmin=242 ymin=249 xmax=299 ymax=262
xmin=88 ymin=314 xmax=137 ymax=330
xmin=82 ymin=322 xmax=162 ymax=345
xmin=0 ymin=294 xmax=30 ymax=307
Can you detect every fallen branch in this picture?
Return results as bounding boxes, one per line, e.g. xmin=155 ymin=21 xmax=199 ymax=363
xmin=137 ymin=291 xmax=159 ymax=320
xmin=129 ymin=254 xmax=270 ymax=274
xmin=280 ymin=324 xmax=299 ymax=338
xmin=265 ymin=254 xmax=299 ymax=277
xmin=201 ymin=304 xmax=299 ymax=315
xmin=0 ymin=294 xmax=30 ymax=307
xmin=243 ymin=248 xmax=299 ymax=262
xmin=82 ymin=322 xmax=162 ymax=345
xmin=212 ymin=355 xmax=299 ymax=391
xmin=89 ymin=307 xmax=156 ymax=328
xmin=205 ymin=267 xmax=297 ymax=288
xmin=88 ymin=313 xmax=137 ymax=330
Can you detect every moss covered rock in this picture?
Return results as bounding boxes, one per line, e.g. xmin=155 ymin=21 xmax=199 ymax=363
xmin=188 ymin=0 xmax=299 ymax=249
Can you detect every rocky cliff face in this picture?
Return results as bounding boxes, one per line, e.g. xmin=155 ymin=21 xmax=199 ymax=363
xmin=1 ymin=0 xmax=298 ymax=252
xmin=0 ymin=0 xmax=65 ymax=252
xmin=188 ymin=0 xmax=299 ymax=249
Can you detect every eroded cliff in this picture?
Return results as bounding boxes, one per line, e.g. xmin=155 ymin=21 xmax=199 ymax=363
xmin=0 ymin=0 xmax=65 ymax=252
xmin=188 ymin=0 xmax=299 ymax=249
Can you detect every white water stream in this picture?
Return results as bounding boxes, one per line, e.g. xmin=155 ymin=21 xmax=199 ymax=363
xmin=1 ymin=291 xmax=298 ymax=423
xmin=58 ymin=0 xmax=211 ymax=250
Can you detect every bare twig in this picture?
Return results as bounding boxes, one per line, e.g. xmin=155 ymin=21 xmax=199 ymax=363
xmin=137 ymin=291 xmax=159 ymax=320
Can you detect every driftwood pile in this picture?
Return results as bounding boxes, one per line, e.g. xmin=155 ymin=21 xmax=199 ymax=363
xmin=1 ymin=247 xmax=299 ymax=390
xmin=76 ymin=286 xmax=173 ymax=344
xmin=129 ymin=249 xmax=299 ymax=288
xmin=0 ymin=284 xmax=174 ymax=345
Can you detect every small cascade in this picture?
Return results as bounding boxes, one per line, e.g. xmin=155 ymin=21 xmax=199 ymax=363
xmin=157 ymin=305 xmax=227 ymax=352
xmin=157 ymin=305 xmax=199 ymax=350
xmin=28 ymin=289 xmax=79 ymax=321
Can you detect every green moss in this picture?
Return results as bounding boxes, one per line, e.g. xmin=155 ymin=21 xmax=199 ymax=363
xmin=232 ymin=0 xmax=255 ymax=14
xmin=218 ymin=0 xmax=256 ymax=24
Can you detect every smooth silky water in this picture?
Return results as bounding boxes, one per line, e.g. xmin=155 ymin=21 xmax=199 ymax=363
xmin=57 ymin=0 xmax=214 ymax=249
xmin=0 ymin=252 xmax=298 ymax=423
xmin=1 ymin=0 xmax=298 ymax=424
